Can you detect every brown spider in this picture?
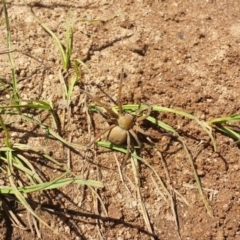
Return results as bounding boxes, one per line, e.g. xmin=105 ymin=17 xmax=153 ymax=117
xmin=82 ymin=69 xmax=152 ymax=159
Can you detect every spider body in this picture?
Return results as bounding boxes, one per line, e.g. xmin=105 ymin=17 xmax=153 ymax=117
xmin=108 ymin=113 xmax=134 ymax=145
xmin=83 ymin=69 xmax=152 ymax=159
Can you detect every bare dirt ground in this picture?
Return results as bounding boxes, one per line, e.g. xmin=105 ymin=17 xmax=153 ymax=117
xmin=1 ymin=0 xmax=240 ymax=239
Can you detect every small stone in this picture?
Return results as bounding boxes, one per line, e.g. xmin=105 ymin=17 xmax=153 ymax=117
xmin=116 ymin=192 xmax=123 ymax=200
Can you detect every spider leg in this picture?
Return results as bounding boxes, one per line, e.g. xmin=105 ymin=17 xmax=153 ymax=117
xmin=123 ymin=131 xmax=131 ymax=163
xmin=133 ymin=125 xmax=151 ymax=136
xmin=129 ymin=128 xmax=142 ymax=148
xmin=136 ymin=105 xmax=152 ymax=122
xmin=119 ymin=131 xmax=131 ymax=169
xmin=81 ymin=89 xmax=118 ymax=119
xmin=87 ymin=124 xmax=115 ymax=148
xmin=126 ymin=129 xmax=143 ymax=164
xmin=118 ymin=68 xmax=124 ymax=116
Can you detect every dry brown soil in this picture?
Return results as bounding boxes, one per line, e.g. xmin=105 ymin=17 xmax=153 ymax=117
xmin=0 ymin=0 xmax=240 ymax=239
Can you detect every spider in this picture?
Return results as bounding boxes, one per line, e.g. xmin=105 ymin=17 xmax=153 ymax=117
xmin=82 ymin=69 xmax=152 ymax=159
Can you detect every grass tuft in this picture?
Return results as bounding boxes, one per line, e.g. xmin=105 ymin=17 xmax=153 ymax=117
xmin=1 ymin=1 xmax=103 ymax=235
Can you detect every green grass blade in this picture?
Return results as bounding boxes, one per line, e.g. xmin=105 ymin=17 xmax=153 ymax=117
xmin=0 ymin=100 xmax=53 ymax=110
xmin=208 ymin=114 xmax=240 ymax=141
xmin=65 ymin=10 xmax=74 ymax=69
xmin=0 ymin=175 xmax=103 ymax=195
xmin=208 ymin=114 xmax=240 ymax=124
xmin=67 ymin=60 xmax=80 ymax=105
xmin=76 ymin=59 xmax=89 ymax=72
xmin=59 ymin=69 xmax=68 ymax=100
xmin=2 ymin=0 xmax=19 ymax=104
xmin=215 ymin=125 xmax=240 ymax=141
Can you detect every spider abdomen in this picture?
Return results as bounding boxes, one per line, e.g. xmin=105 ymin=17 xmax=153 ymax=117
xmin=107 ymin=126 xmax=127 ymax=145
